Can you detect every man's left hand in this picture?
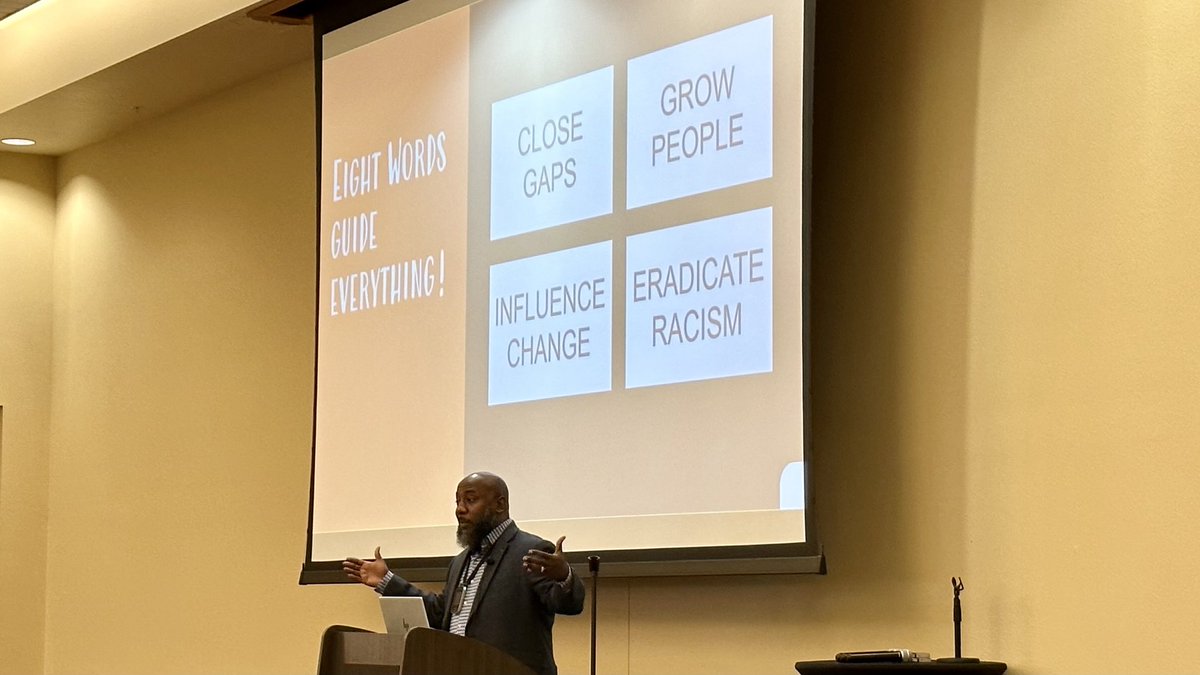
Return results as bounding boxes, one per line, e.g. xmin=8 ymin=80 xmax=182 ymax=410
xmin=523 ymin=535 xmax=570 ymax=582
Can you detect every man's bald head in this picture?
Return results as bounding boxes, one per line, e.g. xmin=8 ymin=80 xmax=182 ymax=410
xmin=461 ymin=471 xmax=509 ymax=502
xmin=455 ymin=471 xmax=510 ymax=550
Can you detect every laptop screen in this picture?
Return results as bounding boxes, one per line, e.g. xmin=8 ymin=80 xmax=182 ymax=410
xmin=379 ymin=596 xmax=431 ymax=636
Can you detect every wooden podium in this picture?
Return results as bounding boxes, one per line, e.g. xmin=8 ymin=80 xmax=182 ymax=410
xmin=318 ymin=625 xmax=536 ymax=675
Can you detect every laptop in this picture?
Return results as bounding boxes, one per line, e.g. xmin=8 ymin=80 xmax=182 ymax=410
xmin=378 ymin=596 xmax=430 ymax=636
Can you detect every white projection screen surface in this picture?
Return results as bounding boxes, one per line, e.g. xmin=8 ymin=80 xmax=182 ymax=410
xmin=304 ymin=0 xmax=819 ymax=582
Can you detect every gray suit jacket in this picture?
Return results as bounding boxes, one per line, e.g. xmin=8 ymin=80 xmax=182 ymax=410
xmin=382 ymin=523 xmax=585 ymax=675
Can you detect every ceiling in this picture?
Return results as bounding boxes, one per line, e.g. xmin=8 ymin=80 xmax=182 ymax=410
xmin=0 ymin=0 xmax=39 ymax=23
xmin=0 ymin=3 xmax=313 ymax=155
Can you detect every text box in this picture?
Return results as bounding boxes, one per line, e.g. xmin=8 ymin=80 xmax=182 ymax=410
xmin=489 ymin=241 xmax=613 ymax=405
xmin=626 ymin=16 xmax=773 ymax=209
xmin=491 ymin=66 xmax=614 ymax=240
xmin=626 ymin=207 xmax=772 ymax=388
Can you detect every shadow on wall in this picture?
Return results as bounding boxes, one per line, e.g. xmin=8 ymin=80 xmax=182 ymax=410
xmin=807 ymin=0 xmax=984 ymax=609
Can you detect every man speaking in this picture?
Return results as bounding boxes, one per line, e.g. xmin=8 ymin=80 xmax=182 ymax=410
xmin=342 ymin=472 xmax=585 ymax=675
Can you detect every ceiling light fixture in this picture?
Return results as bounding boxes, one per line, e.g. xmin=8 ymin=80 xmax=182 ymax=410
xmin=1 ymin=138 xmax=36 ymax=146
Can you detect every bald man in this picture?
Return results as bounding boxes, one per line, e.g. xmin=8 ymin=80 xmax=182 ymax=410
xmin=343 ymin=472 xmax=584 ymax=675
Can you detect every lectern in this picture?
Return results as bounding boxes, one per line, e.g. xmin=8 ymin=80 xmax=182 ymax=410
xmin=318 ymin=625 xmax=535 ymax=675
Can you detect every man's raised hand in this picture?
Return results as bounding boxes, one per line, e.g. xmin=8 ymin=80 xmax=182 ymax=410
xmin=342 ymin=546 xmax=389 ymax=588
xmin=522 ymin=536 xmax=571 ymax=582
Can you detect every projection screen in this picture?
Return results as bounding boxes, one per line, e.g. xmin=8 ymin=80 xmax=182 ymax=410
xmin=301 ymin=0 xmax=819 ymax=583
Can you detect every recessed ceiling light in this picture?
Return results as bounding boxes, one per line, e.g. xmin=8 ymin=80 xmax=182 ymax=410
xmin=1 ymin=138 xmax=36 ymax=146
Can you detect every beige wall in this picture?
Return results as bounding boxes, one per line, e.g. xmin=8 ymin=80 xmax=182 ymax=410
xmin=0 ymin=151 xmax=56 ymax=675
xmin=40 ymin=60 xmax=383 ymax=674
xmin=2 ymin=1 xmax=1199 ymax=673
xmin=964 ymin=1 xmax=1200 ymax=669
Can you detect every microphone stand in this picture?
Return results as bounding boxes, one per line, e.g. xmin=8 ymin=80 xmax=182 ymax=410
xmin=588 ymin=555 xmax=600 ymax=675
xmin=936 ymin=577 xmax=979 ymax=664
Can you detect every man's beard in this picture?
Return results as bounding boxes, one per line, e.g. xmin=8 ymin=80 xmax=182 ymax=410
xmin=456 ymin=510 xmax=502 ymax=550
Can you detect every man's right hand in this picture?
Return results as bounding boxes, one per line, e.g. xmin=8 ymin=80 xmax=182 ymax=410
xmin=343 ymin=546 xmax=389 ymax=588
